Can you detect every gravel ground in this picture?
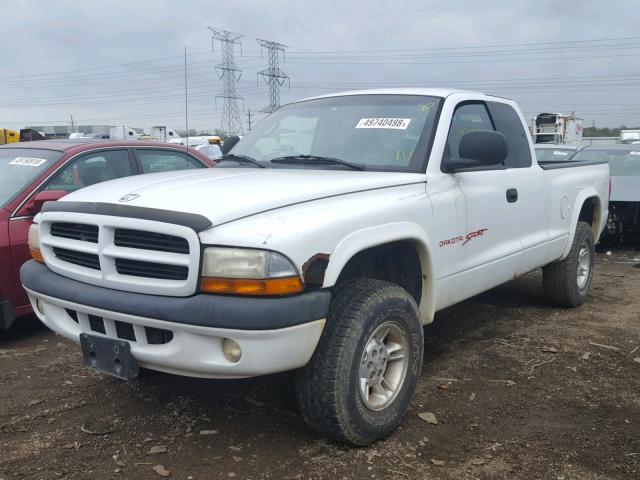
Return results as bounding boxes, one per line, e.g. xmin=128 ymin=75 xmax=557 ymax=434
xmin=1 ymin=245 xmax=639 ymax=480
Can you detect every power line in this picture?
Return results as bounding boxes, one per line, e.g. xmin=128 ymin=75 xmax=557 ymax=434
xmin=5 ymin=72 xmax=640 ymax=106
xmin=288 ymin=34 xmax=640 ymax=54
xmin=0 ymin=50 xmax=212 ymax=81
xmin=288 ymin=42 xmax=640 ymax=60
xmin=208 ymin=26 xmax=244 ymax=135
xmin=286 ymin=50 xmax=640 ymax=65
xmin=2 ymin=33 xmax=638 ymax=84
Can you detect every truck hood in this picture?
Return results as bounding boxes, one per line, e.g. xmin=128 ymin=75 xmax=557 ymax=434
xmin=60 ymin=168 xmax=425 ymax=227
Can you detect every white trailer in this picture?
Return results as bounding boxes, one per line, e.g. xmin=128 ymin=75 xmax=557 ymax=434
xmin=619 ymin=129 xmax=640 ymax=144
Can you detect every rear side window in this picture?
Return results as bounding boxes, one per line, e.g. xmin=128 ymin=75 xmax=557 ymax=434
xmin=135 ymin=149 xmax=204 ymax=173
xmin=487 ymin=102 xmax=532 ymax=168
xmin=445 ymin=103 xmax=494 ymax=159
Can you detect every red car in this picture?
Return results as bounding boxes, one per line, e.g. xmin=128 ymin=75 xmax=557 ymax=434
xmin=0 ymin=140 xmax=215 ymax=329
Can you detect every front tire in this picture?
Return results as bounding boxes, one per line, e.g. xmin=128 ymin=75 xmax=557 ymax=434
xmin=543 ymin=221 xmax=595 ymax=307
xmin=296 ymin=279 xmax=423 ymax=446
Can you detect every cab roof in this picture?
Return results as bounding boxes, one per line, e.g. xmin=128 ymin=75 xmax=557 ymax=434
xmin=300 ymin=87 xmax=483 ymax=102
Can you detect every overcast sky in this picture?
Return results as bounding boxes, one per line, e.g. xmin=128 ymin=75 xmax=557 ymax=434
xmin=1 ymin=0 xmax=639 ymax=133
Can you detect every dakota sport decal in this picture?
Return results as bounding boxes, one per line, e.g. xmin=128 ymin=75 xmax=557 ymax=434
xmin=439 ymin=228 xmax=489 ymax=247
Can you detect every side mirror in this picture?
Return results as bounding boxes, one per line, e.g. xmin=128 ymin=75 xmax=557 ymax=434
xmin=443 ymin=130 xmax=508 ymax=172
xmin=21 ymin=190 xmax=67 ymax=216
xmin=220 ymin=136 xmax=241 ymax=154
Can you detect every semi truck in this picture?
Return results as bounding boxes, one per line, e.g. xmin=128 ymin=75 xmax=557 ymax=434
xmin=150 ymin=126 xmax=181 ymax=143
xmin=532 ymin=112 xmax=584 ymax=145
xmin=109 ymin=126 xmax=140 ymax=140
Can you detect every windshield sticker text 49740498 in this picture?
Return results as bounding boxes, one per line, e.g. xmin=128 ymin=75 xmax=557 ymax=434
xmin=356 ymin=118 xmax=411 ymax=130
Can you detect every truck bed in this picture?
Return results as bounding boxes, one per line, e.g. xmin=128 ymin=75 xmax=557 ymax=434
xmin=537 ymin=159 xmax=608 ymax=170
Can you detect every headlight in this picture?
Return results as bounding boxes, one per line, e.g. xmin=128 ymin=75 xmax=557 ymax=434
xmin=28 ymin=223 xmax=44 ymax=263
xmin=200 ymin=247 xmax=303 ymax=296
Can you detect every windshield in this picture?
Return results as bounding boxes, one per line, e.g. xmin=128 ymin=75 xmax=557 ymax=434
xmin=534 ymin=148 xmax=577 ymax=162
xmin=571 ymin=148 xmax=640 ymax=176
xmin=230 ymin=94 xmax=442 ymax=172
xmin=0 ymin=148 xmax=62 ymax=208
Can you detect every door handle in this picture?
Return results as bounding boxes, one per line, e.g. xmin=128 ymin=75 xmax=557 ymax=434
xmin=506 ymin=188 xmax=518 ymax=203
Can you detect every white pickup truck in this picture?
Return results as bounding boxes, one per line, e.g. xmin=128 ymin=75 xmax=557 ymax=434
xmin=22 ymin=89 xmax=609 ymax=445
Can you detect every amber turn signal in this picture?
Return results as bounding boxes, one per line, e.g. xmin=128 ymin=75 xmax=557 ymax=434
xmin=30 ymin=247 xmax=44 ymax=264
xmin=200 ymin=276 xmax=304 ymax=296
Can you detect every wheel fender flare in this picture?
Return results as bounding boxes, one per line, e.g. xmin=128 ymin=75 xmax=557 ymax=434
xmin=322 ymin=222 xmax=435 ymax=323
xmin=561 ymin=189 xmax=601 ymax=259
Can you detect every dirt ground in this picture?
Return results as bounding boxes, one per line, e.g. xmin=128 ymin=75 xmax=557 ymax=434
xmin=1 ymin=245 xmax=639 ymax=480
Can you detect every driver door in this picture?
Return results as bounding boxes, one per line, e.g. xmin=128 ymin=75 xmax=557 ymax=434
xmin=441 ymin=102 xmax=523 ymax=297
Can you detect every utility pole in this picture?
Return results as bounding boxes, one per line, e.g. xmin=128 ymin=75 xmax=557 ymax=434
xmin=208 ymin=27 xmax=244 ymax=136
xmin=184 ymin=45 xmax=189 ymax=149
xmin=70 ymin=115 xmax=75 ymax=133
xmin=257 ymin=39 xmax=289 ymax=113
xmin=246 ymin=108 xmax=253 ymax=131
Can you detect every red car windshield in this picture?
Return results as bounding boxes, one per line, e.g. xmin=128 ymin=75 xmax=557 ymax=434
xmin=0 ymin=148 xmax=62 ymax=208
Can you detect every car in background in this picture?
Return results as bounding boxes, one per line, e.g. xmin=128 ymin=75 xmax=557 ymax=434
xmin=534 ymin=144 xmax=583 ymax=163
xmin=194 ymin=143 xmax=222 ymax=160
xmin=569 ymin=145 xmax=640 ymax=241
xmin=0 ymin=140 xmax=214 ymax=330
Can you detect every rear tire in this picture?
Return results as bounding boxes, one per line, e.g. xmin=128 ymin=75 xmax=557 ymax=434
xmin=543 ymin=221 xmax=595 ymax=307
xmin=296 ymin=278 xmax=423 ymax=446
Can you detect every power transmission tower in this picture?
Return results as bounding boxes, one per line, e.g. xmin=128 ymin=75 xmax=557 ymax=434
xmin=208 ymin=27 xmax=244 ymax=135
xmin=247 ymin=108 xmax=253 ymax=131
xmin=257 ymin=39 xmax=289 ymax=113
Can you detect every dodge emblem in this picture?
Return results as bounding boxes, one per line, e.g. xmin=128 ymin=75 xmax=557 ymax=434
xmin=119 ymin=193 xmax=140 ymax=202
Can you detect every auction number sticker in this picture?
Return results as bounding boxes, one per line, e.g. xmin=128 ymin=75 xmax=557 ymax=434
xmin=9 ymin=157 xmax=48 ymax=167
xmin=553 ymin=151 xmax=569 ymax=156
xmin=356 ymin=118 xmax=411 ymax=129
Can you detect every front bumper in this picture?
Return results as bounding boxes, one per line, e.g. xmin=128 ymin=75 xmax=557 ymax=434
xmin=21 ymin=261 xmax=330 ymax=378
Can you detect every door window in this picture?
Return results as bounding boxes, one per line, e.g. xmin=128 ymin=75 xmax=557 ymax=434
xmin=45 ymin=149 xmax=132 ymax=192
xmin=445 ymin=103 xmax=494 ymax=159
xmin=135 ymin=149 xmax=203 ymax=173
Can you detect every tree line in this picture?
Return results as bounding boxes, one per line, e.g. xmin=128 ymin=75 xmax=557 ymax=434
xmin=584 ymin=126 xmax=640 ymax=137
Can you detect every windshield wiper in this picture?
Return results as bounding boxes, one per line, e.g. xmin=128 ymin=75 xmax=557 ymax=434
xmin=217 ymin=154 xmax=265 ymax=168
xmin=270 ymin=155 xmax=365 ymax=171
